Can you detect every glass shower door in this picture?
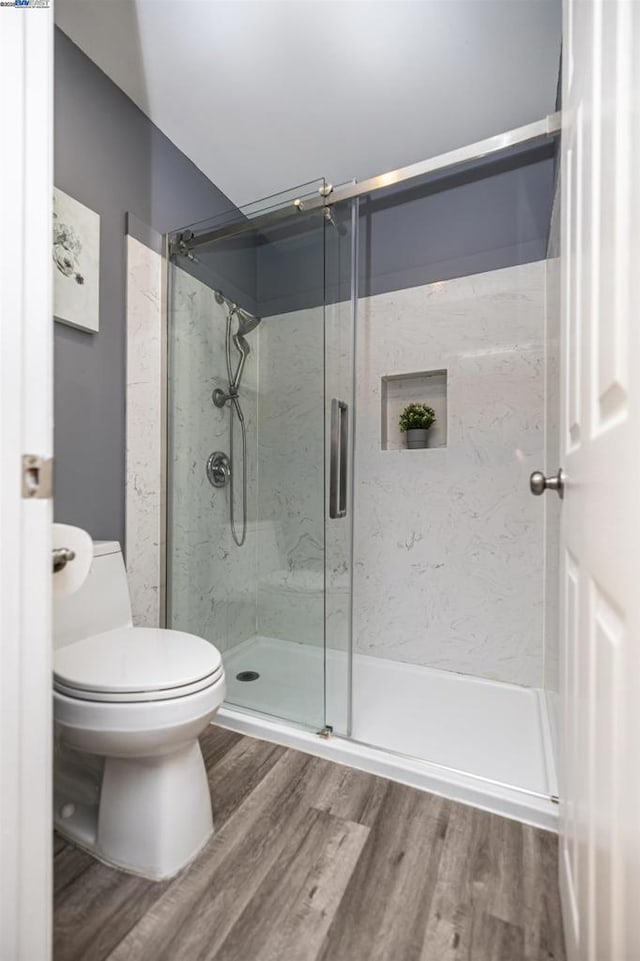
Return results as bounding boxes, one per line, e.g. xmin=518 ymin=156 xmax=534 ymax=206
xmin=324 ymin=198 xmax=358 ymax=737
xmin=167 ymin=181 xmax=343 ymax=733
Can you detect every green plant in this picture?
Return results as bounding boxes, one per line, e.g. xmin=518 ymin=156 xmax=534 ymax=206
xmin=399 ymin=402 xmax=436 ymax=432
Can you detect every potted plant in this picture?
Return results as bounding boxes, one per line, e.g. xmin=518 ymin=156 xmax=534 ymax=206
xmin=399 ymin=402 xmax=436 ymax=449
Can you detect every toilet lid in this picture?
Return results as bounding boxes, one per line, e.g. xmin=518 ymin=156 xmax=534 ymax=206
xmin=53 ymin=627 xmax=223 ymax=699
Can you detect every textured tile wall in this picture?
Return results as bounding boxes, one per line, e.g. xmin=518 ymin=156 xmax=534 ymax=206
xmin=352 ymin=262 xmax=546 ymax=686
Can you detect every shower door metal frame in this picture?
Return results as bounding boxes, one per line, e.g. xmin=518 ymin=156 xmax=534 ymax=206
xmin=322 ymin=112 xmax=561 ymax=206
xmin=174 ymin=113 xmax=561 ymax=252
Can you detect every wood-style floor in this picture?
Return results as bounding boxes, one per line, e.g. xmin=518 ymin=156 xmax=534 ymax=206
xmin=54 ymin=726 xmax=565 ymax=961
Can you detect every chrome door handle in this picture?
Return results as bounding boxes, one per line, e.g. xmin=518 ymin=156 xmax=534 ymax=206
xmin=330 ymin=399 xmax=348 ymax=519
xmin=530 ymin=468 xmax=565 ymax=499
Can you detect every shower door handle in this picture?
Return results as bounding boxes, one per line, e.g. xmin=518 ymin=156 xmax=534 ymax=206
xmin=330 ymin=399 xmax=348 ymax=519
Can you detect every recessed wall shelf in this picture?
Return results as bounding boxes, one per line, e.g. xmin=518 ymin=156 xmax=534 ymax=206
xmin=381 ymin=369 xmax=448 ymax=451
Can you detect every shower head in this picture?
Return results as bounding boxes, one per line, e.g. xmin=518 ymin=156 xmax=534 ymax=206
xmin=235 ymin=310 xmax=261 ymax=336
xmin=228 ymin=308 xmax=261 ymax=392
xmin=214 ymin=288 xmax=261 ymax=335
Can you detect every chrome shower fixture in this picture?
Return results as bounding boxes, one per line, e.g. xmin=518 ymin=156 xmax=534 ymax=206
xmin=212 ymin=300 xmax=261 ymax=407
xmin=324 ymin=206 xmax=348 ymax=236
xmin=211 ymin=292 xmax=261 ymax=547
xmin=172 ymin=231 xmax=199 ymax=263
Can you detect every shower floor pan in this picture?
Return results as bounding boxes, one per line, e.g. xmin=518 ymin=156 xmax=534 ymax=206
xmin=219 ymin=635 xmax=558 ymax=831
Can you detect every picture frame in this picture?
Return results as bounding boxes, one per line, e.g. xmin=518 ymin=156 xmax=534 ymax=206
xmin=53 ymin=187 xmax=100 ymax=332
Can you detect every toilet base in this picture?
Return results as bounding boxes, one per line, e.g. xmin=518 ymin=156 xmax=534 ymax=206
xmin=55 ymin=738 xmax=214 ymax=880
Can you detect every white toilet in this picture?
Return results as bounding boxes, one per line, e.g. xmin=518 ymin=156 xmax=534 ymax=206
xmin=53 ymin=540 xmax=226 ymax=880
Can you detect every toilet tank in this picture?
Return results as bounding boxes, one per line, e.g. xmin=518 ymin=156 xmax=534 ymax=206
xmin=54 ymin=541 xmax=133 ymax=650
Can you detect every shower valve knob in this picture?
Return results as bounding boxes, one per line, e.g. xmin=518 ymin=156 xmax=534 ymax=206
xmin=207 ymin=451 xmax=231 ymax=488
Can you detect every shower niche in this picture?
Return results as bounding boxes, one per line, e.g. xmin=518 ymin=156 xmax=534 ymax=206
xmin=381 ymin=368 xmax=448 ymax=451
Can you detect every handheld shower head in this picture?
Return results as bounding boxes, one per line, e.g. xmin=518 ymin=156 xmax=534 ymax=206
xmin=235 ymin=309 xmax=261 ymax=337
xmin=215 ymin=290 xmax=262 ymax=394
xmin=215 ymin=289 xmax=261 ymax=335
xmin=229 ymin=308 xmax=261 ymax=391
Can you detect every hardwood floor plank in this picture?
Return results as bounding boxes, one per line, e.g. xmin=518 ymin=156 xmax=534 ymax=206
xmin=419 ymin=804 xmax=566 ymax=961
xmin=311 ymin=759 xmax=391 ymax=827
xmin=54 ymin=832 xmax=67 ymax=856
xmin=521 ymin=825 xmax=566 ymax=960
xmin=485 ymin=811 xmax=525 ymax=925
xmin=469 ymin=913 xmax=525 ymax=961
xmin=317 ymin=782 xmax=449 ymax=961
xmin=53 ymin=841 xmax=96 ymax=897
xmin=205 ymin=728 xmax=287 ymax=829
xmin=213 ymin=808 xmax=369 ymax=961
xmin=54 ymin=862 xmax=168 ymax=961
xmin=199 ymin=725 xmax=243 ymax=771
xmin=418 ymin=803 xmax=498 ymax=958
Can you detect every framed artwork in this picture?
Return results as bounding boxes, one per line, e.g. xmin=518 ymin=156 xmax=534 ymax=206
xmin=53 ymin=187 xmax=100 ymax=332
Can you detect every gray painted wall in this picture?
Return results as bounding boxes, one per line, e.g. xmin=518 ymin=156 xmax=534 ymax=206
xmin=54 ymin=28 xmax=247 ymax=545
xmin=255 ymin=144 xmax=556 ymax=317
xmin=172 ymin=142 xmax=556 ymax=321
xmin=358 ymin=144 xmax=555 ymax=298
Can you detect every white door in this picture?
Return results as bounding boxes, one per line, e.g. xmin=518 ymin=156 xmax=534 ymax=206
xmin=0 ymin=9 xmax=53 ymax=961
xmin=559 ymin=1 xmax=640 ymax=960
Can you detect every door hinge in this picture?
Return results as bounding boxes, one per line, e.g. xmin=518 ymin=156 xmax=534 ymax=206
xmin=22 ymin=455 xmax=54 ymax=499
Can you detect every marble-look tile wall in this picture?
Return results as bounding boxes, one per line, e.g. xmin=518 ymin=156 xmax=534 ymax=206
xmin=353 ymin=262 xmax=546 ymax=687
xmin=254 ymin=302 xmax=353 ymax=655
xmin=167 ymin=265 xmax=259 ymax=653
xmin=325 ymin=299 xmax=355 ymax=655
xmin=255 ymin=307 xmax=325 ymax=646
xmin=138 ymin=262 xmax=350 ymax=659
xmin=126 ymin=235 xmax=163 ymax=627
xmin=130 ymin=244 xmax=548 ymax=688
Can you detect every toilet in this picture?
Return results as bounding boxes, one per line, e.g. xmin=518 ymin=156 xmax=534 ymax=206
xmin=53 ymin=540 xmax=225 ymax=880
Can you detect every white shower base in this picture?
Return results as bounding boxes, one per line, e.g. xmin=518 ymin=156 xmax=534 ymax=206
xmin=220 ymin=635 xmax=558 ymax=830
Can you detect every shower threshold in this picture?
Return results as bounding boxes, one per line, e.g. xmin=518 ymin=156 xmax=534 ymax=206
xmin=219 ymin=635 xmax=558 ymax=831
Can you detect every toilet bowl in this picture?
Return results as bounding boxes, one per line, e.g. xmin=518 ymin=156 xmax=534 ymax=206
xmin=53 ymin=540 xmax=225 ymax=880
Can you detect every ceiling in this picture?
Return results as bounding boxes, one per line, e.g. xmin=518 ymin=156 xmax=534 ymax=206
xmin=55 ymin=0 xmax=561 ymax=208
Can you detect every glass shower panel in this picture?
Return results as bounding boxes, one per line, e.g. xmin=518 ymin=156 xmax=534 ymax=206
xmin=166 ymin=181 xmax=331 ymax=733
xmin=348 ymin=163 xmax=554 ymax=798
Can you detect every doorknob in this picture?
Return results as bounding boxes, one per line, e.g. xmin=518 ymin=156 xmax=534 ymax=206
xmin=529 ymin=468 xmax=565 ymax=499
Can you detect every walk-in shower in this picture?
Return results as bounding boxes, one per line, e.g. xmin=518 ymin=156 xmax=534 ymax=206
xmin=210 ymin=291 xmax=261 ymax=547
xmin=166 ymin=117 xmax=562 ymax=828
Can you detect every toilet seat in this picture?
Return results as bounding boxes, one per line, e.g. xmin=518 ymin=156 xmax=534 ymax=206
xmin=54 ymin=627 xmax=223 ymax=703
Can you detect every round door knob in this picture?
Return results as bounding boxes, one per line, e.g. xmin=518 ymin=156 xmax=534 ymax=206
xmin=529 ymin=468 xmax=565 ymax=499
xmin=529 ymin=471 xmax=547 ymax=495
